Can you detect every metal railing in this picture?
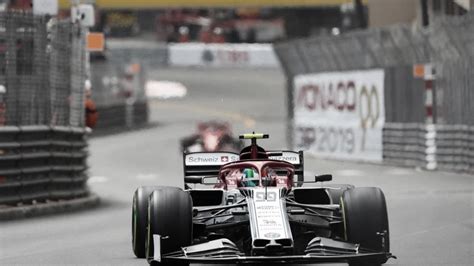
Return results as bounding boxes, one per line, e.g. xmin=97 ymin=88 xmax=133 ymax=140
xmin=275 ymin=11 xmax=474 ymax=174
xmin=0 ymin=126 xmax=88 ymax=205
xmin=94 ymin=101 xmax=149 ymax=131
xmin=435 ymin=125 xmax=474 ymax=173
xmin=382 ymin=123 xmax=428 ymax=167
xmin=0 ymin=11 xmax=86 ymax=127
xmin=0 ymin=11 xmax=91 ymax=207
xmin=0 ymin=11 xmax=152 ymax=209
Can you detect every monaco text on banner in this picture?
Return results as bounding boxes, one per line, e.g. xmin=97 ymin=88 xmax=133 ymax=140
xmin=293 ymin=69 xmax=385 ymax=162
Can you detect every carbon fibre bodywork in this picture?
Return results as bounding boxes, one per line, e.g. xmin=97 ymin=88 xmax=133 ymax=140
xmin=147 ymin=186 xmax=394 ymax=265
xmin=145 ymin=134 xmax=394 ymax=265
xmin=151 ymin=237 xmax=390 ymax=264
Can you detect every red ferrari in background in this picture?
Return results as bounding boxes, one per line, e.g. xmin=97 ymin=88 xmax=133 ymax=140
xmin=180 ymin=121 xmax=243 ymax=153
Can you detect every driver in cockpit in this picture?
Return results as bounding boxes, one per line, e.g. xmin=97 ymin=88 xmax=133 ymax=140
xmin=241 ymin=168 xmax=259 ymax=187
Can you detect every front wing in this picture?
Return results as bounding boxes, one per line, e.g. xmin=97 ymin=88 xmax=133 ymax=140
xmin=149 ymin=236 xmax=395 ymax=265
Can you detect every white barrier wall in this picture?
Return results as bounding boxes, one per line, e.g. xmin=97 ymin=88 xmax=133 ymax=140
xmin=169 ymin=43 xmax=280 ymax=68
xmin=293 ymin=69 xmax=385 ymax=162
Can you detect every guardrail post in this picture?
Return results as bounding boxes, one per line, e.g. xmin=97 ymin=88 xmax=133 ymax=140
xmin=414 ymin=63 xmax=437 ymax=170
xmin=425 ymin=124 xmax=437 ymax=170
xmin=125 ymin=98 xmax=135 ymax=129
xmin=423 ymin=64 xmax=437 ymax=170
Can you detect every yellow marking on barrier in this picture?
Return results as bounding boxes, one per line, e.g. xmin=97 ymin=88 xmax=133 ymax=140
xmin=152 ymin=101 xmax=256 ymax=128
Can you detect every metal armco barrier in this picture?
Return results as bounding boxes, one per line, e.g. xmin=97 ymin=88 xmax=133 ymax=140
xmin=275 ymin=12 xmax=474 ymax=174
xmin=0 ymin=126 xmax=88 ymax=205
xmin=132 ymin=101 xmax=149 ymax=126
xmin=382 ymin=123 xmax=429 ymax=168
xmin=435 ymin=125 xmax=474 ymax=174
xmin=94 ymin=101 xmax=149 ymax=131
xmin=0 ymin=11 xmax=104 ymax=214
xmin=383 ymin=123 xmax=474 ymax=174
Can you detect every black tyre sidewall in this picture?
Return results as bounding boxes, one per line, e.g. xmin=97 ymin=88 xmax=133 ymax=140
xmin=342 ymin=187 xmax=389 ymax=258
xmin=132 ymin=186 xmax=163 ymax=258
xmin=146 ymin=187 xmax=193 ymax=262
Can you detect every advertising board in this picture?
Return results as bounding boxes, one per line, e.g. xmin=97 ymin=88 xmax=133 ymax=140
xmin=293 ymin=69 xmax=385 ymax=161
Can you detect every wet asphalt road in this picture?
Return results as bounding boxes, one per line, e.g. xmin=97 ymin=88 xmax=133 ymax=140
xmin=0 ymin=67 xmax=473 ymax=265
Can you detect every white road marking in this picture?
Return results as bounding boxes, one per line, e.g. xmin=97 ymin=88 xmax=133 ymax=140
xmin=87 ymin=176 xmax=108 ymax=184
xmin=146 ymin=80 xmax=187 ymax=99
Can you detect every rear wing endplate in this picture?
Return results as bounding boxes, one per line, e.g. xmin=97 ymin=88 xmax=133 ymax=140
xmin=267 ymin=150 xmax=304 ymax=176
xmin=183 ymin=152 xmax=240 ymax=177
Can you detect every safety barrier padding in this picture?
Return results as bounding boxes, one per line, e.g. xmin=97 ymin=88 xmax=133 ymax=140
xmin=0 ymin=126 xmax=89 ymax=205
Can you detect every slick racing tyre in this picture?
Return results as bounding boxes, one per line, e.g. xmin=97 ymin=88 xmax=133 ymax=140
xmin=146 ymin=187 xmax=193 ymax=266
xmin=341 ymin=187 xmax=390 ymax=266
xmin=326 ymin=184 xmax=355 ymax=204
xmin=132 ymin=186 xmax=161 ymax=258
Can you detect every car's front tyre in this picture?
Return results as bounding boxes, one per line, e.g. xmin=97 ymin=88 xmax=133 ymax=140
xmin=132 ymin=186 xmax=161 ymax=258
xmin=341 ymin=187 xmax=390 ymax=266
xmin=146 ymin=187 xmax=192 ymax=266
xmin=326 ymin=184 xmax=355 ymax=204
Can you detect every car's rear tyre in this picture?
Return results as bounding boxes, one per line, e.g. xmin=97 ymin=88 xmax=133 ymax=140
xmin=341 ymin=187 xmax=390 ymax=266
xmin=146 ymin=187 xmax=192 ymax=266
xmin=132 ymin=186 xmax=161 ymax=258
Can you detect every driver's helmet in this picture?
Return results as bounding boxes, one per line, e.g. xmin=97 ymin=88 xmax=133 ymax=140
xmin=242 ymin=168 xmax=258 ymax=187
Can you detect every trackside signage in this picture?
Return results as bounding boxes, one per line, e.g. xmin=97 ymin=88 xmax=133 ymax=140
xmin=185 ymin=152 xmax=239 ymax=166
xmin=293 ymin=69 xmax=385 ymax=162
xmin=169 ymin=43 xmax=279 ymax=68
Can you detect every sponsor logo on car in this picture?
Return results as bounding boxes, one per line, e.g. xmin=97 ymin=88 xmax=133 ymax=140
xmin=187 ymin=156 xmax=219 ymax=163
xmin=269 ymin=152 xmax=301 ymax=164
xmin=185 ymin=153 xmax=239 ymax=165
xmin=264 ymin=232 xmax=281 ymax=238
xmin=270 ymin=155 xmax=298 ymax=162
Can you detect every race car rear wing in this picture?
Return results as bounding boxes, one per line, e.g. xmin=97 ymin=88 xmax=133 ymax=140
xmin=183 ymin=152 xmax=240 ymax=177
xmin=267 ymin=150 xmax=304 ymax=176
xmin=183 ymin=150 xmax=304 ymax=179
